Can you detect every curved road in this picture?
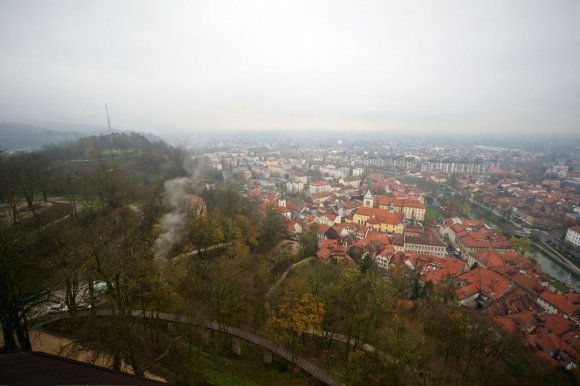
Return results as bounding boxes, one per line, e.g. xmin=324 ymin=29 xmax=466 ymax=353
xmin=33 ymin=310 xmax=343 ymax=386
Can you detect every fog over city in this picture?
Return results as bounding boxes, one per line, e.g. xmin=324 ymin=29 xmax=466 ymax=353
xmin=1 ymin=0 xmax=579 ymax=136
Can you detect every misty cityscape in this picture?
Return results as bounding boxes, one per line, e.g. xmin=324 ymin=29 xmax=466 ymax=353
xmin=1 ymin=1 xmax=580 ymax=385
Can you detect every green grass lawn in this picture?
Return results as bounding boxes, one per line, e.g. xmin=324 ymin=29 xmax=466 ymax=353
xmin=470 ymin=206 xmax=515 ymax=233
xmin=425 ymin=207 xmax=446 ymax=223
xmin=166 ymin=338 xmax=312 ymax=386
xmin=291 ymin=257 xmax=314 ymax=274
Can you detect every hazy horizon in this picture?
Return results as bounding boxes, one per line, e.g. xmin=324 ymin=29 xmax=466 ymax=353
xmin=1 ymin=1 xmax=579 ymax=136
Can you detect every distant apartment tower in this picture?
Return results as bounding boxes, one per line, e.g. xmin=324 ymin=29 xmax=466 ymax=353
xmin=419 ymin=160 xmax=499 ymax=174
xmin=363 ymin=157 xmax=499 ymax=174
xmin=319 ymin=165 xmax=349 ymax=179
xmin=286 ymin=181 xmax=305 ymax=193
xmin=352 ymin=167 xmax=364 ymax=177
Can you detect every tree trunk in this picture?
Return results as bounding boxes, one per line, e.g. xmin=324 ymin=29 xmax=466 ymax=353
xmin=14 ymin=320 xmax=31 ymax=351
xmin=65 ymin=277 xmax=77 ymax=318
xmin=1 ymin=322 xmax=17 ymax=351
xmin=112 ymin=352 xmax=122 ymax=371
xmin=87 ymin=277 xmax=96 ymax=317
xmin=21 ymin=186 xmax=35 ymax=216
xmin=41 ymin=187 xmax=48 ymax=202
xmin=8 ymin=190 xmax=18 ymax=225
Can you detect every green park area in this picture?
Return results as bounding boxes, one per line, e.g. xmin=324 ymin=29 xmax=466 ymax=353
xmin=425 ymin=207 xmax=446 ymax=223
xmin=470 ymin=206 xmax=516 ymax=233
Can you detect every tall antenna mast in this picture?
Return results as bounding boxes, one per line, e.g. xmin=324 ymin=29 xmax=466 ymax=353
xmin=105 ymin=103 xmax=115 ymax=157
xmin=105 ymin=103 xmax=112 ymax=131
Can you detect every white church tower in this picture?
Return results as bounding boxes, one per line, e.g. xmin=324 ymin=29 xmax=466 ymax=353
xmin=364 ymin=189 xmax=374 ymax=208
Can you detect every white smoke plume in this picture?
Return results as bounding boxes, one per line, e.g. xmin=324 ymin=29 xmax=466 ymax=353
xmin=154 ymin=156 xmax=211 ymax=259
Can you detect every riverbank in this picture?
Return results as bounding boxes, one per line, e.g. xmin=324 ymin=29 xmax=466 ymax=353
xmin=532 ymin=239 xmax=580 ymax=277
xmin=528 ymin=247 xmax=580 ymax=291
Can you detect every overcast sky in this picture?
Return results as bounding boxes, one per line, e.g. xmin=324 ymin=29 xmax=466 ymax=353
xmin=1 ymin=0 xmax=579 ymax=135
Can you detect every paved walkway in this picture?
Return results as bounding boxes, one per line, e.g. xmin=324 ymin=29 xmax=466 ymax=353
xmin=33 ymin=310 xmax=343 ymax=386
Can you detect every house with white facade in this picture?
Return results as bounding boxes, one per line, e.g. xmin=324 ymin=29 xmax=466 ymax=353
xmin=565 ymin=226 xmax=580 ymax=248
xmin=309 ymin=181 xmax=332 ymax=194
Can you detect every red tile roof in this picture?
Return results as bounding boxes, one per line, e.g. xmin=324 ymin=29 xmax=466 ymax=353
xmin=366 ymin=231 xmax=392 ymax=242
xmin=508 ymin=311 xmax=540 ymax=329
xmin=459 ymin=232 xmax=511 ymax=249
xmin=503 ymin=250 xmax=532 ymax=268
xmin=353 ymin=232 xmax=391 ymax=248
xmin=277 ymin=205 xmax=291 ymax=213
xmin=511 ymin=272 xmax=544 ymax=294
xmin=458 ymin=268 xmax=511 ymax=301
xmin=566 ymin=292 xmax=580 ymax=305
xmin=474 ymin=250 xmax=506 ymax=267
xmin=538 ymin=314 xmax=574 ymax=335
xmin=320 ymin=239 xmax=338 ymax=249
xmin=539 ymin=291 xmax=579 ymax=316
xmin=355 ymin=207 xmax=404 ymax=225
xmin=527 ymin=334 xmax=559 ymax=352
xmin=316 ymin=247 xmax=333 ymax=261
xmin=493 ymin=316 xmax=518 ymax=333
xmin=456 ymin=282 xmax=480 ymax=300
xmin=416 ymin=255 xmax=466 ymax=285
xmin=442 ymin=258 xmax=468 ymax=277
xmin=378 ymin=245 xmax=396 ymax=256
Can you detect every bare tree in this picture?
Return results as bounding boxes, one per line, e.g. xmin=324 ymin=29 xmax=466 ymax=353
xmin=63 ymin=209 xmax=176 ymax=376
xmin=0 ymin=228 xmax=51 ymax=351
xmin=5 ymin=153 xmax=38 ymax=215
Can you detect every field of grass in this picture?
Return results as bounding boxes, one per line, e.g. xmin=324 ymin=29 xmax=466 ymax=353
xmin=291 ymin=257 xmax=315 ymax=274
xmin=470 ymin=206 xmax=515 ymax=233
xmin=425 ymin=207 xmax=446 ymax=223
xmin=170 ymin=340 xmax=310 ymax=386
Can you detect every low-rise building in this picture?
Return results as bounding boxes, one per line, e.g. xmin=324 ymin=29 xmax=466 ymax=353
xmin=441 ymin=218 xmax=511 ymax=256
xmin=565 ymin=226 xmax=580 ymax=248
xmin=403 ymin=228 xmax=446 ymax=258
xmin=457 ymin=268 xmax=512 ymax=304
xmin=339 ymin=176 xmax=361 ymax=188
xmin=287 ymin=220 xmax=302 ymax=238
xmin=309 ymin=181 xmax=331 ymax=194
xmin=537 ymin=291 xmax=580 ymax=318
xmin=375 ymin=196 xmax=426 ymax=221
xmin=351 ymin=207 xmax=405 ymax=234
xmin=468 ymin=250 xmax=506 ymax=269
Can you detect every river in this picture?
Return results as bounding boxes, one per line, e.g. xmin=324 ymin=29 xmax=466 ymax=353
xmin=527 ymin=247 xmax=580 ymax=292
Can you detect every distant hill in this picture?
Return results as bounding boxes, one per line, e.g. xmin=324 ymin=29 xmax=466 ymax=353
xmin=28 ymin=121 xmax=110 ymax=134
xmin=0 ymin=121 xmax=163 ymax=152
xmin=0 ymin=122 xmax=87 ymax=151
xmin=31 ymin=121 xmax=166 ymax=143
